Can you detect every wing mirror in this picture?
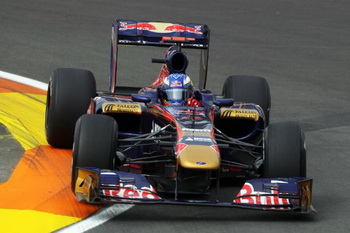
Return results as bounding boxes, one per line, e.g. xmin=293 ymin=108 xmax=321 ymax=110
xmin=131 ymin=94 xmax=151 ymax=104
xmin=214 ymin=98 xmax=234 ymax=107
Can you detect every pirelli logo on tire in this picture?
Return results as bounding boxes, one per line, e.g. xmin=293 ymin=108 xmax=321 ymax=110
xmin=220 ymin=108 xmax=259 ymax=121
xmin=102 ymin=103 xmax=142 ymax=114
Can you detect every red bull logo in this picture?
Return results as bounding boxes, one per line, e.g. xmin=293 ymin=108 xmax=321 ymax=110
xmin=164 ymin=24 xmax=202 ymax=34
xmin=119 ymin=21 xmax=203 ymax=34
xmin=119 ymin=22 xmax=157 ymax=31
xmin=170 ymin=80 xmax=182 ymax=87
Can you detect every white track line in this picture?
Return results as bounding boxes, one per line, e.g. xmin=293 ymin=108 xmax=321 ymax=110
xmin=0 ymin=70 xmax=134 ymax=232
xmin=0 ymin=70 xmax=47 ymax=90
xmin=55 ymin=204 xmax=134 ymax=233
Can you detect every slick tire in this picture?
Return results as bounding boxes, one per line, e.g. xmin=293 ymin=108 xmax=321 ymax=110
xmin=71 ymin=114 xmax=118 ymax=193
xmin=263 ymin=122 xmax=306 ymax=178
xmin=222 ymin=75 xmax=271 ymax=126
xmin=45 ymin=68 xmax=96 ymax=148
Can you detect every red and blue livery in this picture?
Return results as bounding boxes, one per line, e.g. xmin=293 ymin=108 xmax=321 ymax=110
xmin=45 ymin=19 xmax=315 ymax=213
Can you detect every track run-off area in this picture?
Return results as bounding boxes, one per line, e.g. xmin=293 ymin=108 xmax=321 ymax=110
xmin=0 ymin=73 xmax=101 ymax=232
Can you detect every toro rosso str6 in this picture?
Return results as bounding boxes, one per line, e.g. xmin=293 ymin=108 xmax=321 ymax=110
xmin=45 ymin=20 xmax=315 ymax=213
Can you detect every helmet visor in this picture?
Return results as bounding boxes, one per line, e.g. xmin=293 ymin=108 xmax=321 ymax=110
xmin=165 ymin=88 xmax=190 ymax=101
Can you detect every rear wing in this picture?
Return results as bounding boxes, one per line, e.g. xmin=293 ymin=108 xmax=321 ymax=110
xmin=110 ymin=19 xmax=210 ymax=93
xmin=116 ymin=20 xmax=209 ymax=48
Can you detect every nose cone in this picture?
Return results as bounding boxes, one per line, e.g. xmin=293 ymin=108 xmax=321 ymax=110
xmin=177 ymin=145 xmax=220 ymax=170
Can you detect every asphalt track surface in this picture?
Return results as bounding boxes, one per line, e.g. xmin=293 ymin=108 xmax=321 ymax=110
xmin=1 ymin=0 xmax=350 ymax=232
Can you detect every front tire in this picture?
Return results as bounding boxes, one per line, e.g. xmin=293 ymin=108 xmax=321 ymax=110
xmin=222 ymin=75 xmax=271 ymax=125
xmin=45 ymin=68 xmax=96 ymax=148
xmin=71 ymin=114 xmax=118 ymax=192
xmin=263 ymin=122 xmax=306 ymax=178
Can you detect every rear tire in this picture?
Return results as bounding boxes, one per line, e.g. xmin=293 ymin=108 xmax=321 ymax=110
xmin=263 ymin=122 xmax=306 ymax=178
xmin=45 ymin=68 xmax=96 ymax=148
xmin=71 ymin=114 xmax=118 ymax=192
xmin=222 ymin=75 xmax=271 ymax=125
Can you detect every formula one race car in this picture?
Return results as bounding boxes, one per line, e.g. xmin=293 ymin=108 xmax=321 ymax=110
xmin=45 ymin=20 xmax=315 ymax=213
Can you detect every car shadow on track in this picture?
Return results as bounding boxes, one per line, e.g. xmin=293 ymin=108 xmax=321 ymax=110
xmin=113 ymin=204 xmax=317 ymax=223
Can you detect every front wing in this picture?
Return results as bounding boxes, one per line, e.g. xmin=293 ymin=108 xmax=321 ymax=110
xmin=74 ymin=167 xmax=316 ymax=213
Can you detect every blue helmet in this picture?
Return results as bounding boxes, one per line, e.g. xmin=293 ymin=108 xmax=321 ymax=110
xmin=159 ymin=73 xmax=193 ymax=105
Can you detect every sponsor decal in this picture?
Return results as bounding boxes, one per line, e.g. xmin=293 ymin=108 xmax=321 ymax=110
xmin=196 ymin=161 xmax=207 ymax=165
xmin=102 ymin=103 xmax=141 ymax=114
xmin=221 ymin=167 xmax=244 ymax=173
xmin=175 ymin=109 xmax=206 ymax=116
xmin=102 ymin=185 xmax=161 ymax=200
xmin=221 ymin=108 xmax=259 ymax=121
xmin=170 ymin=73 xmax=185 ymax=79
xmin=233 ymin=181 xmax=290 ymax=209
xmin=119 ymin=22 xmax=203 ymax=35
xmin=183 ymin=132 xmax=210 ymax=137
xmin=163 ymin=24 xmax=202 ymax=34
xmin=182 ymin=128 xmax=212 ymax=137
xmin=185 ymin=137 xmax=212 ymax=143
xmin=170 ymin=80 xmax=182 ymax=87
xmin=119 ymin=22 xmax=157 ymax=31
xmin=182 ymin=128 xmax=210 ymax=132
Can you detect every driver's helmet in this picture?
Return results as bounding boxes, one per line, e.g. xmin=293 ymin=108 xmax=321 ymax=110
xmin=159 ymin=73 xmax=193 ymax=106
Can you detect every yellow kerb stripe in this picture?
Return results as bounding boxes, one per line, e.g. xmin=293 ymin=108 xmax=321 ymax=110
xmin=0 ymin=93 xmax=48 ymax=150
xmin=0 ymin=209 xmax=80 ymax=233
